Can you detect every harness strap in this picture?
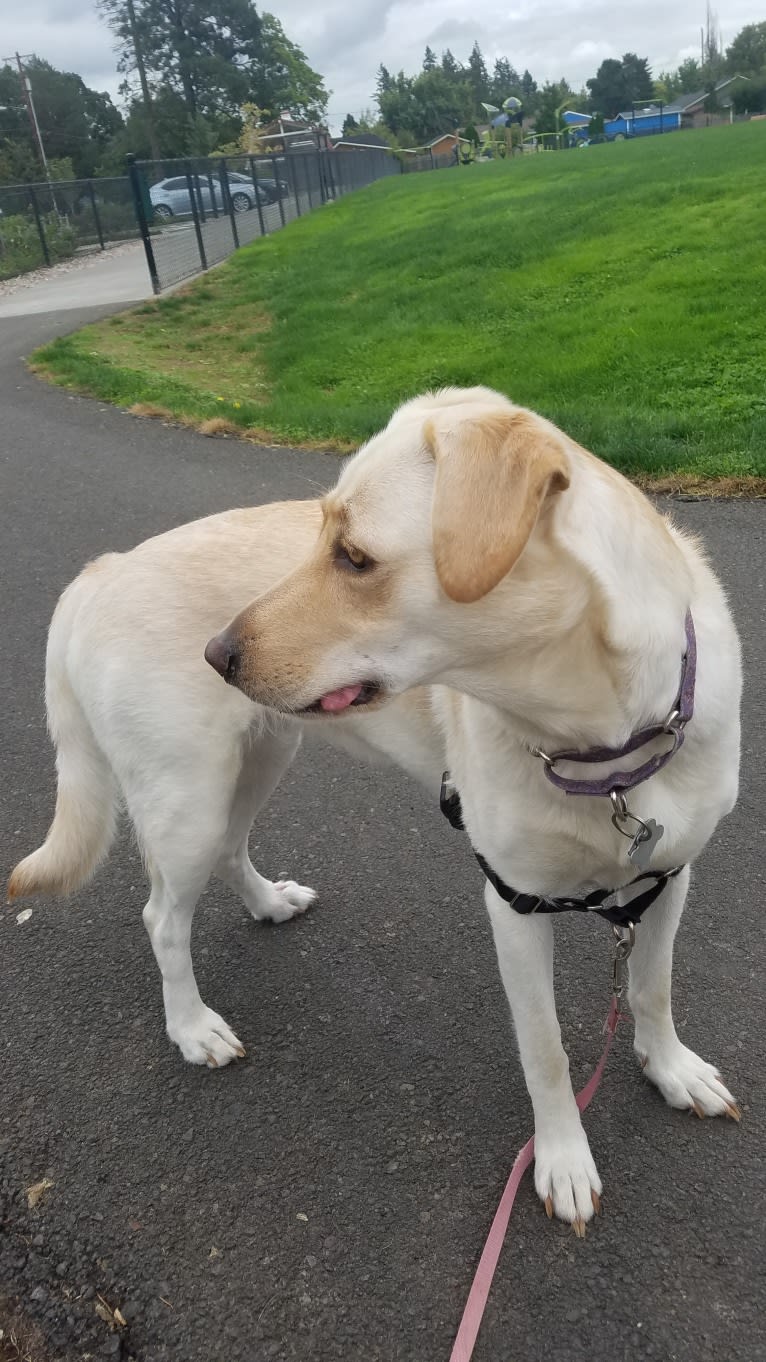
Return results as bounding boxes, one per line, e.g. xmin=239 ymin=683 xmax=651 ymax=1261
xmin=440 ymin=775 xmax=684 ymax=928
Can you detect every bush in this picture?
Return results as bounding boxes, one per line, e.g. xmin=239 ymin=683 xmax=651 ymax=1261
xmin=0 ymin=211 xmax=76 ymax=280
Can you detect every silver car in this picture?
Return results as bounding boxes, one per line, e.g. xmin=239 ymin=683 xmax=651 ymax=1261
xmin=149 ymin=173 xmax=269 ymax=220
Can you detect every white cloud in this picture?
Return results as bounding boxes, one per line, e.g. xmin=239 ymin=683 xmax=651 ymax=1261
xmin=3 ymin=0 xmax=763 ymax=134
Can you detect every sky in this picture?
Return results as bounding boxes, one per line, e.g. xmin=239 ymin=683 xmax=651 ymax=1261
xmin=2 ymin=0 xmax=763 ymax=133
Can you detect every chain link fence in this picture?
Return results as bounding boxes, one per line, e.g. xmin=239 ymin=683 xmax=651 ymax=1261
xmin=0 ymin=177 xmax=137 ymax=281
xmin=127 ymin=147 xmax=403 ymax=293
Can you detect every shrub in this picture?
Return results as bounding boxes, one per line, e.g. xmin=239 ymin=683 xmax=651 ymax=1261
xmin=0 ymin=211 xmax=76 ymax=280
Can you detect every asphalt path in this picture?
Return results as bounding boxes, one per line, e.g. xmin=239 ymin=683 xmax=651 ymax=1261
xmin=1 ymin=308 xmax=764 ymax=1362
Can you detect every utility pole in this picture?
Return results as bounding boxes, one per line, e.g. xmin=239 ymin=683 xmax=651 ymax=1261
xmin=125 ymin=0 xmax=161 ymax=162
xmin=14 ymin=53 xmax=53 ymax=183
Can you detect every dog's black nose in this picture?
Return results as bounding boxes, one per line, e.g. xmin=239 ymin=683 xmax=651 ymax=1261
xmin=205 ymin=633 xmax=240 ymax=683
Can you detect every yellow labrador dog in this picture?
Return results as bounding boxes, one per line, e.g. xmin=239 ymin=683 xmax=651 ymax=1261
xmin=9 ymin=387 xmax=741 ymax=1231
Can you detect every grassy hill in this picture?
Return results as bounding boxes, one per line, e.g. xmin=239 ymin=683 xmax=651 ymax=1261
xmin=34 ymin=123 xmax=766 ymax=481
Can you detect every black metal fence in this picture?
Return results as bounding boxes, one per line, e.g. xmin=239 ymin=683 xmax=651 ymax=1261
xmin=127 ymin=146 xmax=403 ymax=293
xmin=0 ymin=143 xmax=453 ymax=290
xmin=0 ymin=177 xmax=136 ymax=282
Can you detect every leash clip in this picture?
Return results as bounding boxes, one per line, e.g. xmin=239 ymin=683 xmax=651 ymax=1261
xmin=612 ymin=920 xmax=635 ymax=998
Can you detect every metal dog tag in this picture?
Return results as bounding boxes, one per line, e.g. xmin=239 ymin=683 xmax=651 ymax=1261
xmin=627 ymin=818 xmax=664 ymax=871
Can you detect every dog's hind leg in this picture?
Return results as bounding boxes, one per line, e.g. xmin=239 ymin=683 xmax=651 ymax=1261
xmin=629 ymin=867 xmax=740 ymax=1119
xmin=214 ymin=726 xmax=316 ymax=923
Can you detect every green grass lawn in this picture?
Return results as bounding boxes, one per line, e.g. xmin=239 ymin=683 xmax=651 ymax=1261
xmin=33 ymin=123 xmax=766 ymax=481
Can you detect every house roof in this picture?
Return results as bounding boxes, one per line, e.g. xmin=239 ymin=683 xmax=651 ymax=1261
xmin=427 ymin=132 xmax=461 ymax=146
xmin=611 ymin=105 xmax=684 ymax=121
xmin=561 ymin=110 xmax=591 ymax=126
xmin=338 ymin=133 xmax=389 ymax=147
xmin=662 ymin=75 xmax=748 ymax=115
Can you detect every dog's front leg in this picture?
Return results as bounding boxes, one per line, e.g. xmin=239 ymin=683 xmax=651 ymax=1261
xmin=629 ymin=866 xmax=740 ymax=1119
xmin=485 ymin=884 xmax=601 ymax=1232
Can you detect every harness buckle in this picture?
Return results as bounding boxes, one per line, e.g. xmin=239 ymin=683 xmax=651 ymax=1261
xmin=612 ymin=921 xmax=636 ymax=998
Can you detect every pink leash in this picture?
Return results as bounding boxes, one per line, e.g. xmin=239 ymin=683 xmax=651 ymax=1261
xmin=449 ymin=997 xmax=622 ymax=1362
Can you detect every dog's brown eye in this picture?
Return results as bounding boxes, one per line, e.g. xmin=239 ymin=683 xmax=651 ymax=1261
xmin=336 ymin=543 xmax=371 ymax=572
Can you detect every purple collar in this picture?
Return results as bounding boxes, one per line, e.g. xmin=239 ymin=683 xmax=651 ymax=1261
xmin=533 ymin=610 xmax=696 ymax=798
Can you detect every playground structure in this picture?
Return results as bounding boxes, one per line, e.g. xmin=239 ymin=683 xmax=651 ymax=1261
xmin=474 ymin=97 xmax=523 ymax=159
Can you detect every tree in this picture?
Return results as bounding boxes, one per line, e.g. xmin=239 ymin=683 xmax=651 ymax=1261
xmin=100 ymin=0 xmax=262 ymax=122
xmin=100 ymin=0 xmax=326 ymax=139
xmin=587 ymin=53 xmax=653 ymax=117
xmin=422 ymin=46 xmax=437 ymax=72
xmin=0 ymin=57 xmax=123 ymax=181
xmin=732 ymin=76 xmax=766 ymax=112
xmin=586 ymin=58 xmax=625 ymax=117
xmin=255 ymin=13 xmax=328 ymax=121
xmin=726 ymin=21 xmax=766 ymax=77
xmin=467 ymin=42 xmax=490 ymax=108
xmin=621 ymin=52 xmax=654 ymax=103
xmin=702 ymin=3 xmax=724 ymax=80
xmin=490 ymin=56 xmax=521 ymax=107
xmin=533 ymin=79 xmax=574 ymax=134
xmin=96 ymin=86 xmax=214 ymax=168
xmin=378 ymin=65 xmax=473 ymax=143
xmin=342 ymin=113 xmax=359 ymax=137
xmin=440 ymin=50 xmax=461 ymax=82
xmin=521 ymin=69 xmax=538 ymax=109
xmin=675 ymin=57 xmax=703 ymax=92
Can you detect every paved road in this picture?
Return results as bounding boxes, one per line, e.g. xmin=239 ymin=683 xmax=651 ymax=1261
xmin=0 ymin=244 xmax=151 ymax=319
xmin=1 ymin=308 xmax=764 ymax=1362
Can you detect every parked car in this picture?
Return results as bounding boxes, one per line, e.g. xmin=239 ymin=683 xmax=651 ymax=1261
xmin=228 ymin=170 xmax=293 ymax=202
xmin=251 ymin=174 xmax=290 ymax=200
xmin=149 ymin=174 xmax=271 ymax=220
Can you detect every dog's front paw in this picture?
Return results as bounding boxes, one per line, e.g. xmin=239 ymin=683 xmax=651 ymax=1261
xmin=534 ymin=1126 xmax=602 ymax=1235
xmin=252 ymin=879 xmax=317 ymax=923
xmin=636 ymin=1039 xmax=740 ymax=1120
xmin=167 ymin=1006 xmax=246 ymax=1067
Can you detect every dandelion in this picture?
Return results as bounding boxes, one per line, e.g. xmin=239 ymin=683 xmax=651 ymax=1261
xmin=216 ymin=396 xmax=225 ymax=402
xmin=233 ymin=401 xmax=241 ymax=409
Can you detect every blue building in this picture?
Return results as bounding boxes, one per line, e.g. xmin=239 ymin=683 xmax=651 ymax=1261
xmin=604 ymin=107 xmax=682 ymax=139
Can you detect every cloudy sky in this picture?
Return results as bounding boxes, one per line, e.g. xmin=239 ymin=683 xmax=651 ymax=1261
xmin=2 ymin=0 xmax=762 ymax=132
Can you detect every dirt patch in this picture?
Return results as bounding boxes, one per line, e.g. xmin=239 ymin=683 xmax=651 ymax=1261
xmin=0 ymin=1298 xmax=48 ymax=1362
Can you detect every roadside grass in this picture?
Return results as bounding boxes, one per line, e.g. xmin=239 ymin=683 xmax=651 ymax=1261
xmin=32 ymin=123 xmax=766 ymax=481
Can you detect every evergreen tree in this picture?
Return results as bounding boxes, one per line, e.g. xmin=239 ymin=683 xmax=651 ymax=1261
xmin=489 ymin=56 xmax=521 ymax=106
xmin=423 ymin=46 xmax=437 ymax=71
xmin=467 ymin=42 xmax=490 ymax=108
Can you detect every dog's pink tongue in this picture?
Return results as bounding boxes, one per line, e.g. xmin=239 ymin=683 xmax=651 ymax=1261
xmin=319 ymin=683 xmax=363 ymax=713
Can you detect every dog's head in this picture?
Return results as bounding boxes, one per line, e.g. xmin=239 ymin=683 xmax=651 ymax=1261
xmin=205 ymin=387 xmax=571 ymax=715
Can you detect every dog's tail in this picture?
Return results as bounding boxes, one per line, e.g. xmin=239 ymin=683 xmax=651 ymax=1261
xmin=7 ymin=567 xmax=118 ymax=903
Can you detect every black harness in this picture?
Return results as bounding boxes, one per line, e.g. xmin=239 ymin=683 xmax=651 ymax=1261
xmin=439 ymin=774 xmax=684 ymax=931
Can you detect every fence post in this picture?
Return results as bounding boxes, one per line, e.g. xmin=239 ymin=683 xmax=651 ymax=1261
xmin=192 ymin=170 xmax=207 ymax=223
xmin=291 ymin=156 xmax=302 ymax=217
xmin=249 ymin=157 xmax=267 ymax=236
xmin=27 ymin=186 xmax=51 ymax=267
xmin=324 ymin=150 xmax=337 ymax=202
xmin=304 ymin=152 xmax=314 ymax=210
xmin=218 ymin=158 xmax=239 ymax=249
xmin=184 ymin=158 xmax=208 ymax=271
xmin=271 ymin=156 xmax=286 ymax=227
xmin=126 ymin=154 xmax=160 ymax=294
xmin=206 ymin=169 xmax=219 ymax=218
xmin=87 ymin=180 xmax=105 ymax=251
xmin=316 ymin=150 xmax=327 ymax=203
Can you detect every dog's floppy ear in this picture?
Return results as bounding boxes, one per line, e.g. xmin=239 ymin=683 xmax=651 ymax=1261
xmin=427 ymin=409 xmax=570 ymax=603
